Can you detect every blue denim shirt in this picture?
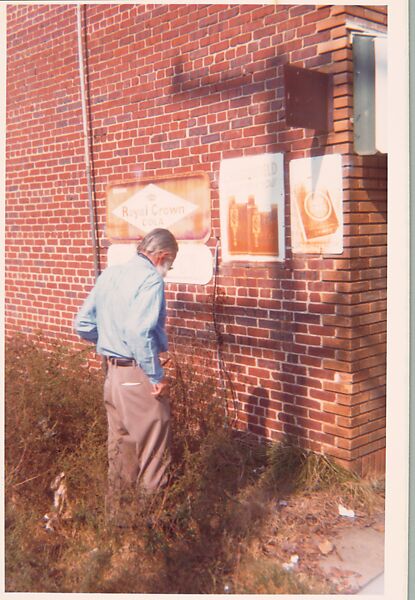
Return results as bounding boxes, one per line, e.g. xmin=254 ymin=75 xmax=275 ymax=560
xmin=74 ymin=253 xmax=168 ymax=384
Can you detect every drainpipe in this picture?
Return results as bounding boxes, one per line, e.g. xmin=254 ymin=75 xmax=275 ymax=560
xmin=76 ymin=4 xmax=100 ymax=281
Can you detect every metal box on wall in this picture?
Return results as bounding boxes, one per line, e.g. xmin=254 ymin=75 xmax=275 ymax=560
xmin=353 ymin=34 xmax=387 ymax=155
xmin=284 ymin=64 xmax=333 ymax=132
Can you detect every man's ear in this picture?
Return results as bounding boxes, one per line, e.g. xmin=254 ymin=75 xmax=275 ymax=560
xmin=153 ymin=251 xmax=168 ymax=266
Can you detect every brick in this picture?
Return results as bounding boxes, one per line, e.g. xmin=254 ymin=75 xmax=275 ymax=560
xmin=316 ymin=15 xmax=345 ymax=32
xmin=6 ymin=3 xmax=387 ymax=475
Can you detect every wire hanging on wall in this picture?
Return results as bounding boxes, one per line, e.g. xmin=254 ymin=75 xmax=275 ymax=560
xmin=212 ymin=238 xmax=238 ymax=427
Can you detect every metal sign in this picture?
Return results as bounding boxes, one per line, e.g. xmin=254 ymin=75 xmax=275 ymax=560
xmin=290 ymin=154 xmax=343 ymax=255
xmin=107 ymin=242 xmax=213 ymax=285
xmin=112 ymin=184 xmax=198 ymax=232
xmin=219 ymin=153 xmax=285 ymax=263
xmin=107 ymin=172 xmax=211 ymax=242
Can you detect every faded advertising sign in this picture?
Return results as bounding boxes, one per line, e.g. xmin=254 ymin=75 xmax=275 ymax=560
xmin=107 ymin=242 xmax=213 ymax=285
xmin=219 ymin=153 xmax=285 ymax=262
xmin=106 ymin=172 xmax=211 ymax=242
xmin=289 ymin=154 xmax=343 ymax=255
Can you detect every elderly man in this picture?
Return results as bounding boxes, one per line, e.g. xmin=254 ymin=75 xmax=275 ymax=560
xmin=74 ymin=228 xmax=178 ymax=523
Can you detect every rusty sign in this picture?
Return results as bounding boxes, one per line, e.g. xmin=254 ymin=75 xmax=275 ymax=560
xmin=289 ymin=154 xmax=343 ymax=255
xmin=106 ymin=172 xmax=211 ymax=242
xmin=219 ymin=153 xmax=285 ymax=263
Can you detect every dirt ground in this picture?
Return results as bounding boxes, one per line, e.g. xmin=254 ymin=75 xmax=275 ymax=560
xmin=236 ymin=486 xmax=385 ymax=594
xmin=5 ymin=337 xmax=386 ymax=595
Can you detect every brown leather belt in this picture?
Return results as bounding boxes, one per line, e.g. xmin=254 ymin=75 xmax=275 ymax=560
xmin=108 ymin=357 xmax=136 ymax=367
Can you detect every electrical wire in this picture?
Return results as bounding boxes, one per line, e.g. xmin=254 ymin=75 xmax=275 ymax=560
xmin=212 ymin=238 xmax=238 ymax=427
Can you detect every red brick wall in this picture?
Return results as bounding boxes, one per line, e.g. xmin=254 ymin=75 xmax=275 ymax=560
xmin=6 ymin=4 xmax=387 ymax=475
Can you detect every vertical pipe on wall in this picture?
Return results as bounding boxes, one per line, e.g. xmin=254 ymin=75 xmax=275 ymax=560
xmin=212 ymin=238 xmax=237 ymax=427
xmin=76 ymin=4 xmax=100 ymax=281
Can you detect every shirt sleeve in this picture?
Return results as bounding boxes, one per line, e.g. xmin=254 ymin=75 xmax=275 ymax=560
xmin=155 ymin=295 xmax=168 ymax=353
xmin=123 ymin=275 xmax=165 ymax=384
xmin=74 ymin=283 xmax=99 ymax=343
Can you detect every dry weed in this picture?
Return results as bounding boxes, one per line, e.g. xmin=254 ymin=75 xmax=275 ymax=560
xmin=5 ymin=336 xmax=384 ymax=594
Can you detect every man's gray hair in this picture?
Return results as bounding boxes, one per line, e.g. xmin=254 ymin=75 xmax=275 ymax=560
xmin=137 ymin=228 xmax=178 ymax=256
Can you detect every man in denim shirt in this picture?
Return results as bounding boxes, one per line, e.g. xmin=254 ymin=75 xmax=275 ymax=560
xmin=74 ymin=228 xmax=178 ymax=523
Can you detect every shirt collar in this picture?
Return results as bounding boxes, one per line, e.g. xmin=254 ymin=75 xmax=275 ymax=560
xmin=136 ymin=252 xmax=155 ymax=267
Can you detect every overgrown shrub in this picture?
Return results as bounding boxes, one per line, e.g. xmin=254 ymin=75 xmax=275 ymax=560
xmin=4 ymin=335 xmax=234 ymax=592
xmin=5 ymin=335 xmax=382 ymax=594
xmin=5 ymin=334 xmax=107 ymax=501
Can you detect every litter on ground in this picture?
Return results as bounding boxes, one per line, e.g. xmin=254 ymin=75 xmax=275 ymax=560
xmin=338 ymin=504 xmax=355 ymax=518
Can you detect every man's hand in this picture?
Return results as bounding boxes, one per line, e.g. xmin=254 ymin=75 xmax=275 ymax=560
xmin=152 ymin=377 xmax=170 ymax=397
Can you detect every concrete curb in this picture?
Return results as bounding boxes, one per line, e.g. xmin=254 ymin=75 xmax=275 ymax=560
xmin=358 ymin=572 xmax=384 ymax=595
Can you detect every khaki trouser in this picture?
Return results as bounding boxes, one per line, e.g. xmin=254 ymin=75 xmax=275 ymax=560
xmin=103 ymin=361 xmax=171 ymax=519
